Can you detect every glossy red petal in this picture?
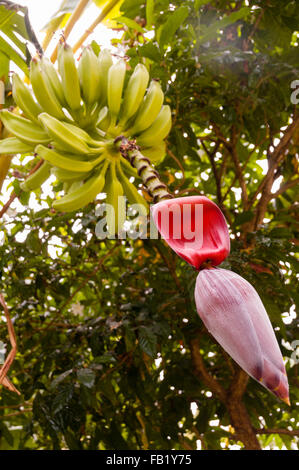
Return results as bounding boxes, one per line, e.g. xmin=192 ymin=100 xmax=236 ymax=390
xmin=194 ymin=268 xmax=289 ymax=404
xmin=151 ymin=196 xmax=230 ymax=269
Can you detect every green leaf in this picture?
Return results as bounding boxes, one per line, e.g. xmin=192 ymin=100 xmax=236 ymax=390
xmin=25 ymin=230 xmax=42 ymax=254
xmin=0 ymin=51 xmax=9 ymax=78
xmin=115 ymin=16 xmax=144 ymax=33
xmin=198 ymin=7 xmax=251 ymax=44
xmin=77 ymin=368 xmax=96 ymax=388
xmin=41 ymin=0 xmax=79 ymax=30
xmin=138 ymin=326 xmax=157 ymax=357
xmin=194 ymin=0 xmax=210 ymax=9
xmin=64 ymin=429 xmax=82 ymax=450
xmin=0 ymin=7 xmax=16 ymax=30
xmin=138 ymin=42 xmax=161 ymax=62
xmin=50 ymin=369 xmax=73 ymax=390
xmin=234 ymin=211 xmax=254 ymax=227
xmin=0 ymin=421 xmax=14 ymax=447
xmin=52 ymin=384 xmax=74 ymax=414
xmin=159 ymin=5 xmax=189 ymax=49
xmin=93 ymin=0 xmax=109 ymax=6
xmin=146 ymin=0 xmax=154 ymax=28
xmin=90 ymin=40 xmax=101 ymax=56
xmin=0 ymin=36 xmax=28 ymax=76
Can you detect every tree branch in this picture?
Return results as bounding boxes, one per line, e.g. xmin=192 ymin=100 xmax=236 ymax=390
xmin=0 ymin=293 xmax=20 ymax=395
xmin=270 ymin=177 xmax=299 ymax=199
xmin=189 ymin=336 xmax=227 ymax=403
xmin=254 ymin=428 xmax=299 ymax=437
xmin=200 ymin=139 xmax=222 ymax=203
xmin=72 ymin=0 xmax=121 ymax=54
xmin=243 ymin=114 xmax=299 ymax=232
xmin=249 ymin=115 xmax=299 ymax=208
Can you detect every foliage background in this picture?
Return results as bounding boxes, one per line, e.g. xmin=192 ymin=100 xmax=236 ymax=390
xmin=0 ymin=0 xmax=298 ymax=450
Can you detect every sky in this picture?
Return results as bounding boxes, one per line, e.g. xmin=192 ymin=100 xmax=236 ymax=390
xmin=21 ymin=0 xmax=116 ymax=53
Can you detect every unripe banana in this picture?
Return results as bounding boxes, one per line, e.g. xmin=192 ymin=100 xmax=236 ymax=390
xmin=0 ymin=136 xmax=34 ymax=154
xmin=120 ymin=156 xmax=139 ymax=178
xmin=52 ymin=162 xmax=109 ymax=212
xmin=30 ymin=58 xmax=66 ymax=120
xmin=78 ymin=46 xmax=101 ymax=108
xmin=0 ymin=110 xmax=50 ymax=146
xmin=63 ymin=181 xmax=72 ymax=193
xmin=61 ymin=120 xmax=104 ymax=149
xmin=118 ymin=64 xmax=149 ymax=127
xmin=12 ymin=74 xmax=42 ymax=123
xmin=116 ymin=160 xmax=147 ymax=211
xmin=96 ymin=106 xmax=111 ymax=132
xmin=105 ymin=160 xmax=125 ymax=235
xmin=98 ymin=49 xmax=113 ymax=106
xmin=38 ymin=113 xmax=92 ymax=155
xmin=58 ymin=43 xmax=82 ymax=111
xmin=107 ymin=60 xmax=126 ymax=127
xmin=40 ymin=57 xmax=66 ymax=106
xmin=141 ymin=141 xmax=166 ymax=163
xmin=136 ymin=105 xmax=172 ymax=147
xmin=127 ymin=80 xmax=164 ymax=135
xmin=51 ymin=166 xmax=90 ymax=182
xmin=35 ymin=145 xmax=93 ymax=173
xmin=67 ymin=180 xmax=83 ymax=194
xmin=20 ymin=161 xmax=52 ymax=191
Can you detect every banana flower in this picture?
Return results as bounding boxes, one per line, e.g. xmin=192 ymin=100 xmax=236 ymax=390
xmin=152 ymin=196 xmax=289 ymax=404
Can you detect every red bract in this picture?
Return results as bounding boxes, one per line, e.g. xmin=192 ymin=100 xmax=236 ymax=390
xmin=151 ymin=196 xmax=230 ymax=269
xmin=195 ymin=268 xmax=290 ymax=404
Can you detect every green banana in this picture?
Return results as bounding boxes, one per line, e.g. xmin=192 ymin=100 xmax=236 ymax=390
xmin=38 ymin=113 xmax=92 ymax=155
xmin=60 ymin=120 xmax=104 ymax=149
xmin=116 ymin=159 xmax=147 ymax=211
xmin=40 ymin=57 xmax=66 ymax=106
xmin=141 ymin=141 xmax=166 ymax=163
xmin=127 ymin=80 xmax=164 ymax=135
xmin=58 ymin=43 xmax=82 ymax=111
xmin=35 ymin=145 xmax=94 ymax=173
xmin=107 ymin=60 xmax=127 ymax=128
xmin=30 ymin=58 xmax=66 ymax=120
xmin=118 ymin=64 xmax=149 ymax=127
xmin=96 ymin=106 xmax=111 ymax=132
xmin=98 ymin=49 xmax=113 ymax=106
xmin=136 ymin=105 xmax=172 ymax=147
xmin=12 ymin=74 xmax=42 ymax=123
xmin=20 ymin=161 xmax=52 ymax=191
xmin=120 ymin=156 xmax=139 ymax=178
xmin=0 ymin=110 xmax=50 ymax=146
xmin=105 ymin=160 xmax=126 ymax=236
xmin=52 ymin=162 xmax=109 ymax=212
xmin=78 ymin=46 xmax=101 ymax=108
xmin=67 ymin=180 xmax=83 ymax=194
xmin=0 ymin=136 xmax=34 ymax=154
xmin=51 ymin=166 xmax=89 ymax=182
xmin=63 ymin=181 xmax=72 ymax=193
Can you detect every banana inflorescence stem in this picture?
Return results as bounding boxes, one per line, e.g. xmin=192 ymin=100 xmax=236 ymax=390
xmin=115 ymin=136 xmax=173 ymax=203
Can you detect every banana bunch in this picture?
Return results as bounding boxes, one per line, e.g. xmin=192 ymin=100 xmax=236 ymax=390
xmin=0 ymin=43 xmax=172 ymax=231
